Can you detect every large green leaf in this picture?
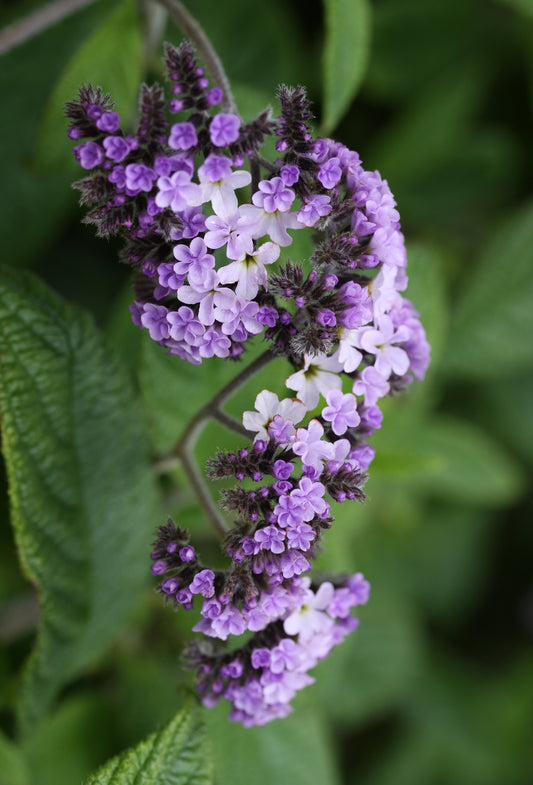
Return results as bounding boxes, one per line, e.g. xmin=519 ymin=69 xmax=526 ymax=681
xmin=206 ymin=694 xmax=340 ymax=785
xmin=84 ymin=701 xmax=212 ymax=785
xmin=0 ymin=266 xmax=157 ymax=733
xmin=444 ymin=202 xmax=533 ymax=378
xmin=36 ymin=0 xmax=143 ymax=171
xmin=321 ymin=0 xmax=371 ymax=133
xmin=371 ymin=414 xmax=525 ymax=507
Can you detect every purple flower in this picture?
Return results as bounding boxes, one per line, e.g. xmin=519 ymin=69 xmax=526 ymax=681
xmin=167 ymin=307 xmax=205 ymax=345
xmin=297 ymin=195 xmax=332 ymax=227
xmin=76 ymin=141 xmax=104 ymax=169
xmin=292 ymin=419 xmax=335 ymax=472
xmin=272 ymin=460 xmax=294 ymax=480
xmin=209 ymin=113 xmax=241 ymax=146
xmin=125 ymin=163 xmax=156 ymax=194
xmin=102 ymin=135 xmax=130 ymax=162
xmin=280 ymin=164 xmax=299 ymax=186
xmin=322 ymin=389 xmax=360 ymax=435
xmin=290 ymin=477 xmax=329 ymax=521
xmin=96 ymin=112 xmax=120 ymax=132
xmin=286 ymin=523 xmax=315 ymax=551
xmin=140 ymin=303 xmax=170 ymax=342
xmin=252 ymin=177 xmax=295 ymax=213
xmin=199 ymin=327 xmax=231 ymax=359
xmin=189 ymin=569 xmax=216 ymax=598
xmin=169 ymin=121 xmax=198 ymax=150
xmin=173 ymin=237 xmax=214 ymax=277
xmin=352 ymin=365 xmax=390 ymax=406
xmin=318 ymin=157 xmax=342 ymax=189
xmin=347 ymin=573 xmax=371 ymax=605
xmin=155 ymin=170 xmax=202 ymax=213
xmin=254 ymin=525 xmax=285 ymax=554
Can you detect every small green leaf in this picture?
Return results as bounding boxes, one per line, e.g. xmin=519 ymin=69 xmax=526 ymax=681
xmin=206 ymin=695 xmax=340 ymax=785
xmin=36 ymin=0 xmax=143 ymax=171
xmin=321 ymin=0 xmax=371 ymax=133
xmin=371 ymin=415 xmax=525 ymax=507
xmin=0 ymin=731 xmax=30 ymax=785
xmin=0 ymin=266 xmax=157 ymax=733
xmin=84 ymin=701 xmax=212 ymax=785
xmin=444 ymin=202 xmax=533 ymax=378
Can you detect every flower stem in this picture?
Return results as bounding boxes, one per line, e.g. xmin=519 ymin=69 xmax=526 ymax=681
xmin=0 ymin=0 xmax=101 ymax=55
xmin=174 ymin=348 xmax=275 ymax=456
xmin=162 ymin=349 xmax=275 ymax=539
xmin=152 ymin=0 xmax=236 ymax=113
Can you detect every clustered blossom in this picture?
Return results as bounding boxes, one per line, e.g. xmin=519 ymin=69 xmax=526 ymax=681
xmin=68 ymin=40 xmax=430 ymax=726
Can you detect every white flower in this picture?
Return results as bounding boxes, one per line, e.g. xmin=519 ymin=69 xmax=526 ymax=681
xmin=285 ymin=353 xmax=343 ymax=410
xmin=283 ymin=582 xmax=335 ymax=640
xmin=242 ymin=390 xmax=307 ymax=441
xmin=218 ymin=242 xmax=280 ymax=298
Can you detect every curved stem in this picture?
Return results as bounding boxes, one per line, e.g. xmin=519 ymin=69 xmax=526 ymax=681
xmin=174 ymin=348 xmax=275 ymax=455
xmin=152 ymin=0 xmax=236 ymax=113
xmin=161 ymin=348 xmax=275 ymax=539
xmin=0 ymin=0 xmax=101 ymax=55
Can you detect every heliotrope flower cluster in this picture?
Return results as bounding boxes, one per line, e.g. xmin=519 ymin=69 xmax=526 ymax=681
xmin=67 ymin=40 xmax=430 ymax=726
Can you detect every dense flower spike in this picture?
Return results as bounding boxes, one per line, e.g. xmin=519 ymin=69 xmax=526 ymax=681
xmin=68 ymin=40 xmax=430 ymax=726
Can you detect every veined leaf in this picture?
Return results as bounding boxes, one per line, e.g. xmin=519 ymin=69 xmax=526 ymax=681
xmin=84 ymin=701 xmax=212 ymax=785
xmin=444 ymin=201 xmax=533 ymax=378
xmin=321 ymin=0 xmax=371 ymax=133
xmin=0 ymin=266 xmax=157 ymax=733
xmin=206 ymin=695 xmax=340 ymax=785
xmin=36 ymin=0 xmax=143 ymax=171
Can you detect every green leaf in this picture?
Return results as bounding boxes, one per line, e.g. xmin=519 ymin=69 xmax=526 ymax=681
xmin=444 ymin=202 xmax=533 ymax=378
xmin=497 ymin=0 xmax=533 ymax=19
xmin=321 ymin=0 xmax=371 ymax=132
xmin=371 ymin=414 xmax=525 ymax=507
xmin=36 ymin=0 xmax=143 ymax=171
xmin=21 ymin=693 xmax=114 ymax=785
xmin=206 ymin=694 xmax=340 ymax=785
xmin=0 ymin=731 xmax=29 ymax=785
xmin=84 ymin=701 xmax=213 ymax=785
xmin=0 ymin=266 xmax=157 ymax=733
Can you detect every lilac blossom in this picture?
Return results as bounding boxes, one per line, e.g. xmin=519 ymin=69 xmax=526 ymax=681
xmin=209 ymin=112 xmax=241 ymax=146
xmin=322 ymin=389 xmax=360 ymax=435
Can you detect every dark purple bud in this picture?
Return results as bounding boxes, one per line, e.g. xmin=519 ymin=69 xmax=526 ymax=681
xmin=169 ymin=99 xmax=184 ymax=113
xmin=323 ymin=273 xmax=338 ymax=290
xmin=151 ymin=560 xmax=167 ymax=576
xmin=254 ymin=440 xmax=267 ymax=453
xmin=87 ymin=103 xmax=104 ymax=120
xmin=161 ymin=577 xmax=179 ymax=594
xmin=166 ymin=542 xmax=178 ymax=554
xmin=295 ymin=296 xmax=306 ymax=307
xmin=317 ymin=308 xmax=337 ymax=327
xmin=206 ymin=87 xmax=223 ymax=106
xmin=252 ymin=471 xmax=262 ymax=481
xmin=239 ymin=448 xmax=249 ymax=459
xmin=179 ymin=545 xmax=195 ymax=563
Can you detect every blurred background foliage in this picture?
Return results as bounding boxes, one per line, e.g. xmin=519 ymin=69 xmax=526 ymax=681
xmin=0 ymin=0 xmax=532 ymax=783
